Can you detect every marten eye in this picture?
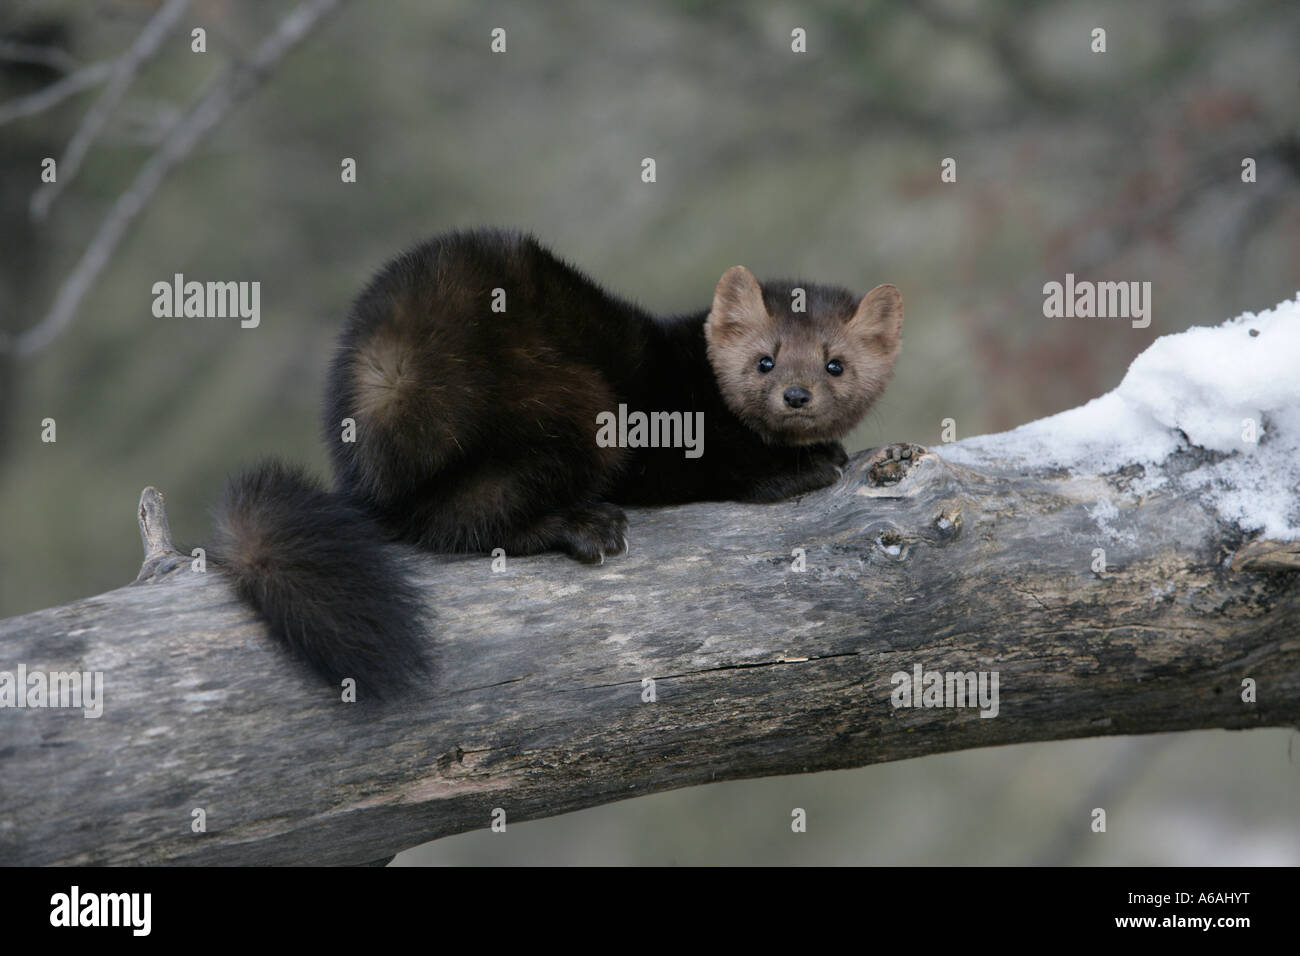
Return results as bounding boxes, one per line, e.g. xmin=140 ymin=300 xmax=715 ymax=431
xmin=757 ymin=356 xmax=775 ymax=373
xmin=826 ymin=359 xmax=844 ymax=376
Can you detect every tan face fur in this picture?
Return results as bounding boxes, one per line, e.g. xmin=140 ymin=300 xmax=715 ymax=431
xmin=704 ymin=265 xmax=903 ymax=445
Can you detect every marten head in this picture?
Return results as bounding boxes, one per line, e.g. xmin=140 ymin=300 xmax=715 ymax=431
xmin=704 ymin=266 xmax=903 ymax=445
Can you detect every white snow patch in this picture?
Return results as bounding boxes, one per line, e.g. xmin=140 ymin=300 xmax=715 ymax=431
xmin=939 ymin=293 xmax=1300 ymax=540
xmin=1085 ymin=496 xmax=1136 ymax=544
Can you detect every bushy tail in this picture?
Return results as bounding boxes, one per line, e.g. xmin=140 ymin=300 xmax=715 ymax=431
xmin=209 ymin=460 xmax=428 ymax=695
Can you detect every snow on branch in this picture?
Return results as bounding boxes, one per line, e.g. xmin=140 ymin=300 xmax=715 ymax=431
xmin=943 ymin=294 xmax=1300 ymax=543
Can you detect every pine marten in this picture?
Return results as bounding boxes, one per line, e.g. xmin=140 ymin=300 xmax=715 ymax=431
xmin=208 ymin=229 xmax=903 ymax=694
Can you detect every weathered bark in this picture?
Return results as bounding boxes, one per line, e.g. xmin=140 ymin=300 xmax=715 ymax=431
xmin=1 ymin=441 xmax=1297 ymax=865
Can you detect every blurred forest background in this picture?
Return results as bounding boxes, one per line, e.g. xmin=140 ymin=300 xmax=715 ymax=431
xmin=1 ymin=0 xmax=1297 ymax=864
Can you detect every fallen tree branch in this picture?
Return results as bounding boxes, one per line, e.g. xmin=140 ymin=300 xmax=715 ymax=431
xmin=1 ymin=435 xmax=1296 ymax=865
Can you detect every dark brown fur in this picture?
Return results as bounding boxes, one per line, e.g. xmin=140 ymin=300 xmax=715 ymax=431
xmin=211 ymin=229 xmax=903 ymax=693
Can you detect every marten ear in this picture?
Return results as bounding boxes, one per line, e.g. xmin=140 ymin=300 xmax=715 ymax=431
xmin=846 ymin=283 xmax=903 ymax=354
xmin=706 ymin=266 xmax=768 ymax=345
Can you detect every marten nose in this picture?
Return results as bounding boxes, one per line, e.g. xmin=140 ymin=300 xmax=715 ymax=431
xmin=783 ymin=386 xmax=811 ymax=408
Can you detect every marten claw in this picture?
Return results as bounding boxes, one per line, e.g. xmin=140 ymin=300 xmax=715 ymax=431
xmin=554 ymin=503 xmax=628 ymax=564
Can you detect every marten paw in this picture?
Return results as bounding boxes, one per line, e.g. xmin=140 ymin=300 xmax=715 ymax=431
xmin=556 ymin=504 xmax=629 ymax=565
xmin=810 ymin=441 xmax=849 ymax=473
xmin=742 ymin=458 xmax=845 ymax=502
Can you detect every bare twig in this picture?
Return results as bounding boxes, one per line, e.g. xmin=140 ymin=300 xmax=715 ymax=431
xmin=0 ymin=0 xmax=346 ymax=359
xmin=0 ymin=40 xmax=82 ymax=73
xmin=0 ymin=59 xmax=114 ymax=126
xmin=30 ymin=0 xmax=194 ymax=222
